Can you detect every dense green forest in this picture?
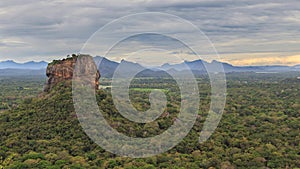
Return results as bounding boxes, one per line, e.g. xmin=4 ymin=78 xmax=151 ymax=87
xmin=0 ymin=72 xmax=299 ymax=168
xmin=0 ymin=76 xmax=45 ymax=112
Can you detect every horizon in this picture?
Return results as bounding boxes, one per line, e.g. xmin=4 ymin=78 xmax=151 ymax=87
xmin=1 ymin=55 xmax=299 ymax=67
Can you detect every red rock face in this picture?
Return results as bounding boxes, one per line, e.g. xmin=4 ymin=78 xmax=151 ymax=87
xmin=44 ymin=55 xmax=100 ymax=92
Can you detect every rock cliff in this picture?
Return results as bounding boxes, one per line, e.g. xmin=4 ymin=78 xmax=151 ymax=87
xmin=44 ymin=54 xmax=100 ymax=92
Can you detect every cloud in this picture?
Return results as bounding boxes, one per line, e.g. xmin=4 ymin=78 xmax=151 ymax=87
xmin=0 ymin=0 xmax=299 ymax=65
xmin=0 ymin=38 xmax=30 ymax=47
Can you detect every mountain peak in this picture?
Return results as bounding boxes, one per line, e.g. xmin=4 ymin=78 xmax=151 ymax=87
xmin=5 ymin=60 xmax=15 ymax=62
xmin=162 ymin=63 xmax=171 ymax=66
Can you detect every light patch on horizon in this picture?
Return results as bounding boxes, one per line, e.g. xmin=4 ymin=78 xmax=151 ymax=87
xmin=223 ymin=54 xmax=300 ymax=66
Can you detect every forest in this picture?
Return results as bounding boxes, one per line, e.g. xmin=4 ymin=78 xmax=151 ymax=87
xmin=0 ymin=72 xmax=299 ymax=168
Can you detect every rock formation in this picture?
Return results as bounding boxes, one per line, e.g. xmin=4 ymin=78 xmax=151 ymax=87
xmin=44 ymin=54 xmax=100 ymax=92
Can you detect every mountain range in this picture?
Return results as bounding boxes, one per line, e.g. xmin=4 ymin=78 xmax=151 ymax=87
xmin=93 ymin=56 xmax=300 ymax=78
xmin=1 ymin=57 xmax=299 ymax=78
xmin=0 ymin=60 xmax=48 ymax=70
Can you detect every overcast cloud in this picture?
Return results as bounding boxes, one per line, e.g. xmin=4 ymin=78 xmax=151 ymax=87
xmin=0 ymin=0 xmax=300 ymax=65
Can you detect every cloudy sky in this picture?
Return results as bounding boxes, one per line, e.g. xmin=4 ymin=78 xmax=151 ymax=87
xmin=0 ymin=0 xmax=300 ymax=66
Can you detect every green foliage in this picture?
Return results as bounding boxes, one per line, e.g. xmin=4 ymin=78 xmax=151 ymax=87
xmin=49 ymin=54 xmax=78 ymax=66
xmin=7 ymin=162 xmax=29 ymax=169
xmin=0 ymin=77 xmax=44 ymax=112
xmin=22 ymin=152 xmax=45 ymax=161
xmin=0 ymin=73 xmax=299 ymax=168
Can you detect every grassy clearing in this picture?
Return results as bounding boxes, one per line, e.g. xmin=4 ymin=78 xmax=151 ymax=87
xmin=130 ymin=88 xmax=168 ymax=92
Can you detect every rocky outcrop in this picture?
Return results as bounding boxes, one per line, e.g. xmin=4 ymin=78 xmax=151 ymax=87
xmin=44 ymin=55 xmax=100 ymax=92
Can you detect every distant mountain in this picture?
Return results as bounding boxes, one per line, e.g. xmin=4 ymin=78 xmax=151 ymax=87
xmin=136 ymin=69 xmax=172 ymax=78
xmin=158 ymin=59 xmax=300 ymax=73
xmin=94 ymin=57 xmax=300 ymax=78
xmin=94 ymin=56 xmax=119 ymax=78
xmin=159 ymin=59 xmax=258 ymax=73
xmin=119 ymin=59 xmax=145 ymax=74
xmin=1 ymin=56 xmax=299 ymax=78
xmin=0 ymin=60 xmax=48 ymax=69
xmin=292 ymin=64 xmax=300 ymax=69
xmin=160 ymin=60 xmax=208 ymax=72
xmin=94 ymin=56 xmax=151 ymax=78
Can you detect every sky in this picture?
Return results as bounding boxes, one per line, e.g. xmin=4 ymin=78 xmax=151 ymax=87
xmin=0 ymin=0 xmax=300 ymax=66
